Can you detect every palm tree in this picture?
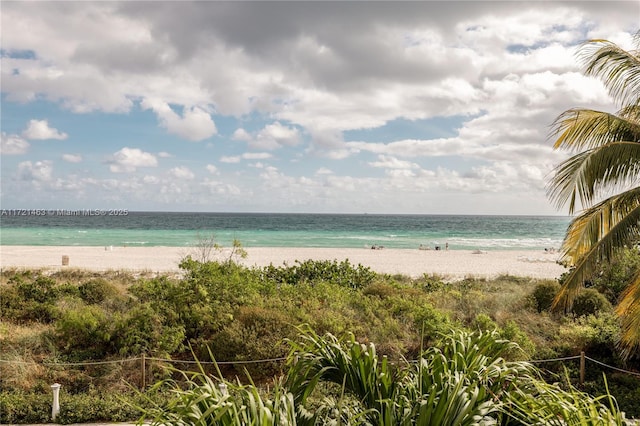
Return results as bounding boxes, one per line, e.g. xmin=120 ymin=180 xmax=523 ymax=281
xmin=547 ymin=31 xmax=640 ymax=357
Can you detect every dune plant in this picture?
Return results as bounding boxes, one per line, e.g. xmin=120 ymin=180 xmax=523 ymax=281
xmin=503 ymin=374 xmax=625 ymax=425
xmin=141 ymin=360 xmax=299 ymax=426
xmin=145 ymin=327 xmax=624 ymax=425
xmin=285 ymin=327 xmax=530 ymax=425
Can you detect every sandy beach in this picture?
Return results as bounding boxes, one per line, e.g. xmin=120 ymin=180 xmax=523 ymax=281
xmin=0 ymin=245 xmax=566 ymax=280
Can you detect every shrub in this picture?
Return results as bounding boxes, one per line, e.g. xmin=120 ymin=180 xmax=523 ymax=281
xmin=471 ymin=314 xmax=535 ymax=359
xmin=362 ymin=282 xmax=396 ymax=298
xmin=0 ymin=390 xmax=168 ymax=424
xmin=112 ymin=304 xmax=185 ymax=356
xmin=570 ymin=312 xmax=621 ymax=358
xmin=418 ymin=274 xmax=446 ymax=292
xmin=412 ymin=303 xmax=451 ymax=343
xmin=78 ymin=278 xmax=117 ymax=305
xmin=16 ymin=275 xmax=58 ymax=304
xmin=207 ymin=306 xmax=293 ymax=379
xmin=531 ymin=280 xmax=561 ymax=312
xmin=0 ymin=391 xmax=51 ymax=424
xmin=56 ymin=391 xmax=142 ymax=424
xmin=262 ymin=259 xmax=377 ymax=289
xmin=471 ymin=313 xmax=497 ymax=331
xmin=55 ymin=305 xmax=113 ymax=359
xmin=501 ymin=320 xmax=536 ymax=358
xmin=571 ymin=288 xmax=612 ymax=317
xmin=1 ymin=274 xmax=62 ymax=323
xmin=590 ymin=247 xmax=640 ymax=303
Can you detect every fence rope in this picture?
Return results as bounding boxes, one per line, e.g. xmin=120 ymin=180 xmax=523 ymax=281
xmin=528 ymin=355 xmax=581 ymax=363
xmin=147 ymin=356 xmax=287 ymax=365
xmin=1 ymin=354 xmax=639 ymax=377
xmin=0 ymin=357 xmax=141 ymax=366
xmin=585 ymin=356 xmax=640 ymax=378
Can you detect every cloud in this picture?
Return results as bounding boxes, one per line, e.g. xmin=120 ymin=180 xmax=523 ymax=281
xmin=0 ymin=132 xmax=30 ymax=155
xmin=220 ymin=156 xmax=241 ymax=164
xmin=254 ymin=122 xmax=301 ymax=149
xmin=315 ymin=167 xmax=333 ymax=175
xmin=158 ymin=151 xmax=173 ymax=158
xmin=169 ymin=166 xmax=195 ymax=180
xmin=62 ymin=153 xmax=82 ymax=163
xmin=206 ymin=164 xmax=220 ymax=175
xmin=22 ymin=119 xmax=68 ymax=140
xmin=141 ymin=98 xmax=217 ymax=141
xmin=232 ymin=128 xmax=252 ymax=141
xmin=234 ymin=122 xmax=301 ymax=150
xmin=368 ymin=155 xmax=419 ymax=170
xmin=143 ymin=175 xmax=160 ymax=184
xmin=220 ymin=152 xmax=272 ymax=163
xmin=108 ymin=147 xmax=158 ymax=173
xmin=18 ymin=160 xmax=53 ymax=181
xmin=241 ymin=152 xmax=272 ymax=160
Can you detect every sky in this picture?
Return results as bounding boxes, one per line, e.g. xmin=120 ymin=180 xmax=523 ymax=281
xmin=1 ymin=1 xmax=638 ymax=215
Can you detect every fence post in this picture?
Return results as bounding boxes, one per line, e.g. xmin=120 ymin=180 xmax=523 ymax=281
xmin=51 ymin=383 xmax=61 ymax=421
xmin=579 ymin=351 xmax=585 ymax=386
xmin=141 ymin=354 xmax=146 ymax=390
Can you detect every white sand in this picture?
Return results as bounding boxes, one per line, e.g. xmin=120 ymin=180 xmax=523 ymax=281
xmin=0 ymin=245 xmax=566 ymax=280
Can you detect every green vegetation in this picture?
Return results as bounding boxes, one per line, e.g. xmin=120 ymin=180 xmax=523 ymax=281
xmin=547 ymin=31 xmax=640 ymax=357
xmin=1 ymin=254 xmax=639 ymax=423
xmin=143 ymin=328 xmax=624 ymax=425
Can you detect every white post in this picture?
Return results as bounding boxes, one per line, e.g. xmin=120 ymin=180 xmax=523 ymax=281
xmin=218 ymin=382 xmax=228 ymax=396
xmin=51 ymin=383 xmax=61 ymax=421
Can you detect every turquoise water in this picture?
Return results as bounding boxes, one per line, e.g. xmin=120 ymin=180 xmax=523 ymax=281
xmin=0 ymin=212 xmax=570 ymax=250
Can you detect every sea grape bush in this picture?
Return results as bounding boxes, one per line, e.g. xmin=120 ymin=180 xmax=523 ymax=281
xmin=261 ymin=258 xmax=377 ymax=289
xmin=78 ymin=278 xmax=117 ymax=305
xmin=55 ymin=305 xmax=113 ymax=360
xmin=531 ymin=280 xmax=561 ymax=313
xmin=1 ymin=274 xmax=60 ymax=323
xmin=572 ymin=288 xmax=613 ymax=317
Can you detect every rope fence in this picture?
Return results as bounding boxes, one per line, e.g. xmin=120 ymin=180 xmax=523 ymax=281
xmin=1 ymin=352 xmax=639 ymax=389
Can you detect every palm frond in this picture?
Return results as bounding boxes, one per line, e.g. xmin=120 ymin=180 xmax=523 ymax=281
xmin=548 ymin=141 xmax=640 ymax=212
xmin=579 ymin=35 xmax=640 ymax=108
xmin=553 ymin=189 xmax=640 ymax=312
xmin=616 ymin=273 xmax=640 ymax=358
xmin=550 ymin=108 xmax=640 ymax=152
xmin=619 ymin=104 xmax=640 ymax=122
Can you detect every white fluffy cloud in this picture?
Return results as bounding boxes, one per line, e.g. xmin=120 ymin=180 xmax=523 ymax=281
xmin=18 ymin=160 xmax=53 ymax=181
xmin=220 ymin=152 xmax=272 ymax=163
xmin=62 ymin=153 xmax=82 ymax=163
xmin=108 ymin=147 xmax=158 ymax=173
xmin=1 ymin=133 xmax=30 ymax=155
xmin=233 ymin=122 xmax=301 ymax=150
xmin=220 ymin=156 xmax=241 ymax=164
xmin=22 ymin=119 xmax=68 ymax=140
xmin=141 ymin=98 xmax=217 ymax=141
xmin=169 ymin=166 xmax=195 ymax=180
xmin=369 ymin=155 xmax=420 ymax=170
xmin=206 ymin=164 xmax=220 ymax=175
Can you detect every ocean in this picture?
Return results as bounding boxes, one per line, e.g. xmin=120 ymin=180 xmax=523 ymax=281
xmin=0 ymin=211 xmax=570 ymax=251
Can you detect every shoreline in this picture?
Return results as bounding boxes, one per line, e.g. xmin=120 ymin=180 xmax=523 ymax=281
xmin=0 ymin=245 xmax=566 ymax=280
